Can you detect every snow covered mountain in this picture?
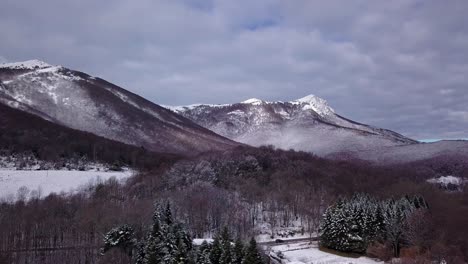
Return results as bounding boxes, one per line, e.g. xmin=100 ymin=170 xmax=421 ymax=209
xmin=0 ymin=60 xmax=238 ymax=154
xmin=166 ymin=95 xmax=417 ymax=156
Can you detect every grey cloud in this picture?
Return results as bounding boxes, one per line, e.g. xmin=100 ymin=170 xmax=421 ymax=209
xmin=1 ymin=0 xmax=467 ymax=140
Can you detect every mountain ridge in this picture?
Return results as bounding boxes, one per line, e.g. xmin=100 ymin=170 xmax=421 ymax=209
xmin=0 ymin=60 xmax=239 ymax=155
xmin=166 ymin=95 xmax=418 ymax=156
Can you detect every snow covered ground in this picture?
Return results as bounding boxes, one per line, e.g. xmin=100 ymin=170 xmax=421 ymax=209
xmin=427 ymin=175 xmax=464 ymax=187
xmin=0 ymin=169 xmax=133 ymax=201
xmin=192 ymin=238 xmax=215 ymax=246
xmin=427 ymin=175 xmax=466 ymax=191
xmin=256 ymin=233 xmax=313 ymax=243
xmin=270 ymin=242 xmax=382 ymax=264
xmin=253 ymin=218 xmax=315 ymax=243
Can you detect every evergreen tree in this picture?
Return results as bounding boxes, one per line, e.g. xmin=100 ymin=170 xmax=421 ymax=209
xmin=220 ymin=227 xmax=233 ymax=264
xmin=171 ymin=222 xmax=193 ymax=263
xmin=209 ymin=234 xmax=222 ymax=264
xmin=144 ymin=207 xmax=167 ymax=263
xmin=145 ymin=204 xmax=192 ymax=264
xmin=165 ymin=202 xmax=174 ymax=226
xmin=135 ymin=240 xmax=147 ymax=264
xmin=371 ymin=204 xmax=385 ymax=240
xmin=101 ymin=224 xmax=136 ymax=257
xmin=233 ymin=238 xmax=245 ymax=264
xmin=242 ymin=238 xmax=263 ymax=264
xmin=196 ymin=241 xmax=212 ymax=264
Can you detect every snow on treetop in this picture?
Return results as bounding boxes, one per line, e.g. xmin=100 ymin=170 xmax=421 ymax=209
xmin=0 ymin=59 xmax=53 ymax=70
xmin=241 ymin=98 xmax=264 ymax=105
xmin=291 ymin=94 xmax=335 ymax=116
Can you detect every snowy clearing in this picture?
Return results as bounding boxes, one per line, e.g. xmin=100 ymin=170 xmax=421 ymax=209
xmin=270 ymin=242 xmax=382 ymax=264
xmin=427 ymin=175 xmax=465 ymax=187
xmin=256 ymin=233 xmax=313 ymax=243
xmin=193 ymin=238 xmax=215 ymax=246
xmin=0 ymin=169 xmax=133 ymax=201
xmin=254 ymin=219 xmax=314 ymax=243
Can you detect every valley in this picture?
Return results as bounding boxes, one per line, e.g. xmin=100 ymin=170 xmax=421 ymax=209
xmin=0 ymin=60 xmax=467 ymax=264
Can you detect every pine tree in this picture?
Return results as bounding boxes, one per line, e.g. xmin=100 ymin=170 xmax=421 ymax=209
xmin=220 ymin=227 xmax=232 ymax=264
xmin=101 ymin=224 xmax=136 ymax=257
xmin=143 ymin=205 xmax=167 ymax=263
xmin=135 ymin=240 xmax=147 ymax=264
xmin=172 ymin=222 xmax=193 ymax=264
xmin=196 ymin=241 xmax=212 ymax=264
xmin=242 ymin=238 xmax=263 ymax=264
xmin=145 ymin=204 xmax=193 ymax=264
xmin=372 ymin=204 xmax=385 ymax=240
xmin=165 ymin=202 xmax=174 ymax=226
xmin=233 ymin=238 xmax=245 ymax=264
xmin=209 ymin=234 xmax=222 ymax=264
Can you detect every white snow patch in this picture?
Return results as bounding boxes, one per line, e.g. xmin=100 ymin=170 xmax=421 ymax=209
xmin=256 ymin=233 xmax=312 ymax=243
xmin=36 ymin=66 xmax=62 ymax=74
xmin=427 ymin=176 xmax=465 ymax=187
xmin=242 ymin=98 xmax=264 ymax=105
xmin=193 ymin=238 xmax=214 ymax=246
xmin=11 ymin=93 xmax=33 ymax=105
xmin=292 ymin=95 xmax=335 ymax=116
xmin=0 ymin=60 xmax=53 ymax=70
xmin=0 ymin=170 xmax=133 ymax=202
xmin=228 ymin=110 xmax=245 ymax=116
xmin=270 ymin=242 xmax=382 ymax=264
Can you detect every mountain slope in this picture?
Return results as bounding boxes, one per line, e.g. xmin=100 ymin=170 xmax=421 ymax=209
xmin=339 ymin=140 xmax=468 ymax=165
xmin=166 ymin=95 xmax=417 ymax=156
xmin=0 ymin=102 xmax=179 ymax=169
xmin=0 ymin=60 xmax=239 ymax=154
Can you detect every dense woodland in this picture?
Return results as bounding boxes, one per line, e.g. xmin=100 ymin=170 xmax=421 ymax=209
xmin=0 ymin=143 xmax=467 ymax=263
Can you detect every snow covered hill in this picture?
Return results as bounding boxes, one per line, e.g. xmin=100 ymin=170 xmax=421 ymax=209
xmin=0 ymin=60 xmax=238 ymax=155
xmin=166 ymin=95 xmax=417 ymax=156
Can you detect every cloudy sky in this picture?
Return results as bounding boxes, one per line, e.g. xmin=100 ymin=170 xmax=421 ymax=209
xmin=1 ymin=0 xmax=467 ymax=140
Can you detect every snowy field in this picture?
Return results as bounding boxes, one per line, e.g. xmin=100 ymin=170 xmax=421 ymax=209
xmin=0 ymin=169 xmax=133 ymax=201
xmin=270 ymin=242 xmax=382 ymax=264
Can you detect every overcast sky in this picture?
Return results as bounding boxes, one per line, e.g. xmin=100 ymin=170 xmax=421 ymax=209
xmin=1 ymin=0 xmax=467 ymax=140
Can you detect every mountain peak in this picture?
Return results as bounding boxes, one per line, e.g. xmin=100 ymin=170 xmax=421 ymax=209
xmin=241 ymin=98 xmax=264 ymax=105
xmin=0 ymin=59 xmax=53 ymax=70
xmin=291 ymin=94 xmax=334 ymax=116
xmin=295 ymin=94 xmax=322 ymax=103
